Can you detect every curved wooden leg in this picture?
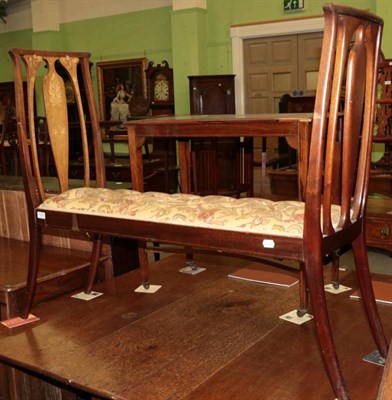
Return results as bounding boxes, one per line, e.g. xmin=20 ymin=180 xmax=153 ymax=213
xmin=352 ymin=232 xmax=388 ymax=359
xmin=297 ymin=262 xmax=309 ymax=317
xmin=138 ymin=241 xmax=149 ymax=289
xmin=84 ymin=234 xmax=103 ymax=294
xmin=378 ymin=337 xmax=392 ymax=399
xmin=304 ymin=256 xmax=349 ymax=400
xmin=22 ymin=225 xmax=42 ymax=319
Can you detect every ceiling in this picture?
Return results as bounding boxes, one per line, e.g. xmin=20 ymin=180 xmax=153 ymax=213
xmin=1 ymin=0 xmax=27 ymax=23
xmin=6 ymin=0 xmax=26 ymax=5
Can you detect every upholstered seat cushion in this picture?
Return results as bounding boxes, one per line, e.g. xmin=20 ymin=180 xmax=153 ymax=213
xmin=38 ymin=188 xmax=342 ymax=239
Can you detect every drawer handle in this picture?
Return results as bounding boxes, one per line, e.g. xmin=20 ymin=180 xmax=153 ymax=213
xmin=381 ymin=226 xmax=390 ymax=239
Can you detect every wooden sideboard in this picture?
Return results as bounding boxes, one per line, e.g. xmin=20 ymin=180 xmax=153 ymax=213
xmin=188 ymin=75 xmax=253 ymax=196
xmin=366 ymin=198 xmax=392 ymax=252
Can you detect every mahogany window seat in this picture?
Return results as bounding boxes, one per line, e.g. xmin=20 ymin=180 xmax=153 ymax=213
xmin=8 ymin=5 xmax=388 ymax=400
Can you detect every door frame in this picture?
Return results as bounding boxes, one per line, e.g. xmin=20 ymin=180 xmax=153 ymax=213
xmin=230 ymin=16 xmax=324 ymax=114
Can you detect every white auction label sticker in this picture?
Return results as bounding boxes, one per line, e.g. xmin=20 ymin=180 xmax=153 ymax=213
xmin=262 ymin=239 xmax=275 ymax=248
xmin=37 ymin=211 xmax=46 ymax=219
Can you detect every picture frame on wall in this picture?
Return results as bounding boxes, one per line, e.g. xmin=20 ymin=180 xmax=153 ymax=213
xmin=96 ymin=58 xmax=148 ymax=121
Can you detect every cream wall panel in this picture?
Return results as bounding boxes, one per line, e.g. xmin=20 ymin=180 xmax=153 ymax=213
xmin=32 ymin=0 xmax=60 ymax=32
xmin=1 ymin=0 xmax=172 ymax=33
xmin=0 ymin=1 xmax=32 ymax=32
xmin=59 ymin=0 xmax=171 ymax=23
xmin=172 ymin=0 xmax=206 ymax=11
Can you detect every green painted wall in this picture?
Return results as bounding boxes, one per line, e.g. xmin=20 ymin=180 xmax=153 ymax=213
xmin=0 ymin=0 xmax=391 ymax=114
xmin=59 ymin=7 xmax=172 ymax=65
xmin=203 ymin=0 xmax=384 ymax=75
xmin=0 ymin=29 xmax=32 ymax=81
xmin=171 ymin=7 xmax=208 ymax=114
xmin=60 ymin=6 xmax=173 ymax=101
xmin=377 ymin=0 xmax=392 ymax=56
xmin=0 ymin=6 xmax=173 ymax=99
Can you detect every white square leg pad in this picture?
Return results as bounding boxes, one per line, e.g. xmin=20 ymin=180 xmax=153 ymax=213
xmin=363 ymin=350 xmax=385 ymax=366
xmin=279 ymin=309 xmax=314 ymax=325
xmin=134 ymin=284 xmax=161 ymax=293
xmin=179 ymin=266 xmax=206 ymax=275
xmin=71 ymin=291 xmax=103 ymax=301
xmin=324 ymin=283 xmax=352 ymax=294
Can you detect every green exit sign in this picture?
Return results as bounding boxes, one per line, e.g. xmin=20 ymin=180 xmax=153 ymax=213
xmin=283 ymin=0 xmax=305 ymax=12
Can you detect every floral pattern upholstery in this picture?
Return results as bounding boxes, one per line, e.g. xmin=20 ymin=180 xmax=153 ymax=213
xmin=38 ymin=188 xmax=343 ymax=239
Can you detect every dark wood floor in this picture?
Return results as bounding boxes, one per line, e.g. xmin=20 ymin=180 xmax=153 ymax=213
xmin=0 ymin=251 xmax=391 ymax=400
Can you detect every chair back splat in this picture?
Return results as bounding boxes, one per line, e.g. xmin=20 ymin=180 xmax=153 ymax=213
xmin=10 ymin=49 xmax=106 ymax=208
xmin=8 ymin=4 xmax=387 ymax=400
xmin=305 ymin=5 xmax=382 ymax=243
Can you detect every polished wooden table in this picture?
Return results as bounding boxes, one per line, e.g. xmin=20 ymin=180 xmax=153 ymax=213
xmin=126 ymin=113 xmax=313 ymax=199
xmin=1 ymin=254 xmax=391 ymax=400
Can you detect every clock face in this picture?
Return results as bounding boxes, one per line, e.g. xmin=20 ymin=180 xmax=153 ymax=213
xmin=154 ymin=79 xmax=170 ymax=101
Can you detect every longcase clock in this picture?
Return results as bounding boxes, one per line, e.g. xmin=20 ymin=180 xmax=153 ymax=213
xmin=145 ymin=61 xmax=175 ymax=116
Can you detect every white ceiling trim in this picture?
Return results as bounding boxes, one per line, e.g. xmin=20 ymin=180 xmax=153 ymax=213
xmin=0 ymin=0 xmax=173 ymax=33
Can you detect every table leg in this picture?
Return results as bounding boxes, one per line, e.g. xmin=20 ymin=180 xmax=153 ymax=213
xmin=297 ymin=120 xmax=311 ymax=201
xmin=178 ymin=140 xmax=191 ymax=194
xmin=127 ymin=127 xmax=145 ymax=192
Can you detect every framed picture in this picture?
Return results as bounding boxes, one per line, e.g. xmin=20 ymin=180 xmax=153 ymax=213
xmin=96 ymin=58 xmax=148 ymax=121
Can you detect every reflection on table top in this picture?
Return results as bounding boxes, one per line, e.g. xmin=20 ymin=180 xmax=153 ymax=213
xmin=125 ymin=113 xmax=314 ymax=137
xmin=126 ymin=113 xmax=313 ymax=123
